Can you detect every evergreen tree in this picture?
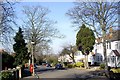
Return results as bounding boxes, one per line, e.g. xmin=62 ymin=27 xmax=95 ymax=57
xmin=76 ymin=24 xmax=95 ymax=68
xmin=13 ymin=27 xmax=29 ymax=66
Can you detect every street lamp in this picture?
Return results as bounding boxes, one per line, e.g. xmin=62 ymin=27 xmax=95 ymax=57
xmin=31 ymin=41 xmax=35 ymax=76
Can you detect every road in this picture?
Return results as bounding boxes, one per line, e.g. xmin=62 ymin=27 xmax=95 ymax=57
xmin=23 ymin=66 xmax=92 ymax=79
xmin=36 ymin=68 xmax=91 ymax=78
xmin=22 ymin=66 xmax=108 ymax=80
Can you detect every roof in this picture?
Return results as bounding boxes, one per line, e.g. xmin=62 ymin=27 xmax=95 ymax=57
xmin=107 ymin=30 xmax=120 ymax=41
xmin=0 ymin=49 xmax=5 ymax=53
xmin=96 ymin=30 xmax=120 ymax=43
xmin=112 ymin=50 xmax=120 ymax=56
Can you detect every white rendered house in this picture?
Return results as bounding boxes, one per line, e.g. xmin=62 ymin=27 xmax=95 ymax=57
xmin=58 ymin=30 xmax=120 ymax=66
xmin=92 ymin=30 xmax=120 ymax=66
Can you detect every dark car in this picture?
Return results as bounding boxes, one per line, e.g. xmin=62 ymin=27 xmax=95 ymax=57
xmin=34 ymin=64 xmax=37 ymax=69
xmin=55 ymin=63 xmax=63 ymax=69
xmin=46 ymin=63 xmax=52 ymax=67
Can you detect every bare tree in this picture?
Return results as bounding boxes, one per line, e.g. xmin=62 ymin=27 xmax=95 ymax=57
xmin=67 ymin=2 xmax=119 ymax=68
xmin=22 ymin=6 xmax=61 ymax=55
xmin=0 ymin=0 xmax=16 ymax=50
xmin=60 ymin=45 xmax=77 ymax=63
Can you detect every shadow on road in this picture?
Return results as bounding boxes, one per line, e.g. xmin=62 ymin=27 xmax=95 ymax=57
xmin=35 ymin=67 xmax=68 ymax=74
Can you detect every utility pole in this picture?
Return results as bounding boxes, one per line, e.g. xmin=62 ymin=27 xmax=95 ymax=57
xmin=31 ymin=41 xmax=35 ymax=76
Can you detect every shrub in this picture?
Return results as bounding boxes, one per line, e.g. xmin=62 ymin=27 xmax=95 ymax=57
xmin=63 ymin=62 xmax=68 ymax=67
xmin=110 ymin=68 xmax=120 ymax=73
xmin=100 ymin=63 xmax=105 ymax=69
xmin=0 ymin=71 xmax=13 ymax=80
xmin=67 ymin=64 xmax=75 ymax=68
xmin=75 ymin=62 xmax=84 ymax=67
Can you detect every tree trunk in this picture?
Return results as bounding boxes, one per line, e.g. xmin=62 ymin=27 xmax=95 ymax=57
xmin=85 ymin=55 xmax=88 ymax=69
xmin=102 ymin=23 xmax=108 ymax=69
xmin=84 ymin=55 xmax=86 ymax=69
xmin=86 ymin=55 xmax=89 ymax=69
xmin=103 ymin=40 xmax=108 ymax=69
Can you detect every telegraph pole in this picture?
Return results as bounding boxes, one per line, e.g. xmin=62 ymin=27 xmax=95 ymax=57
xmin=31 ymin=41 xmax=35 ymax=76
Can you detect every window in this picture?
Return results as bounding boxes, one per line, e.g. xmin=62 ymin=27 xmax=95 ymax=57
xmin=115 ymin=43 xmax=118 ymax=49
xmin=109 ymin=42 xmax=111 ymax=49
xmin=111 ymin=56 xmax=115 ymax=63
xmin=95 ymin=49 xmax=97 ymax=53
xmin=117 ymin=57 xmax=120 ymax=61
xmin=106 ymin=41 xmax=109 ymax=49
xmin=97 ymin=56 xmax=99 ymax=61
xmin=100 ymin=56 xmax=102 ymax=61
xmin=108 ymin=57 xmax=110 ymax=62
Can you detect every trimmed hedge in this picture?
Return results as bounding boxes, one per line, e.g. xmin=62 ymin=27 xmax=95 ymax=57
xmin=75 ymin=62 xmax=84 ymax=67
xmin=100 ymin=63 xmax=105 ymax=69
xmin=67 ymin=64 xmax=75 ymax=68
xmin=0 ymin=71 xmax=13 ymax=80
xmin=110 ymin=68 xmax=120 ymax=73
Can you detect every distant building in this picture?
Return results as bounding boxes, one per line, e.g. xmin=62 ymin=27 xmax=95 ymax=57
xmin=58 ymin=51 xmax=95 ymax=65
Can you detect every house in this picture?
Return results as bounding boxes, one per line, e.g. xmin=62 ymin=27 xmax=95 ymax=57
xmin=107 ymin=50 xmax=120 ymax=67
xmin=92 ymin=30 xmax=120 ymax=66
xmin=58 ymin=55 xmax=73 ymax=62
xmin=58 ymin=51 xmax=95 ymax=65
xmin=58 ymin=30 xmax=120 ymax=66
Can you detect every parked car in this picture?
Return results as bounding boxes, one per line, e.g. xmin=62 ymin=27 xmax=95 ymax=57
xmin=46 ymin=63 xmax=52 ymax=67
xmin=34 ymin=64 xmax=37 ymax=69
xmin=55 ymin=63 xmax=63 ymax=69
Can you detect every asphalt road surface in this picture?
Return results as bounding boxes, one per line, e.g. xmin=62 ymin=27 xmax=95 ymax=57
xmin=23 ymin=66 xmax=92 ymax=79
xmin=22 ymin=66 xmax=108 ymax=80
xmin=36 ymin=68 xmax=90 ymax=78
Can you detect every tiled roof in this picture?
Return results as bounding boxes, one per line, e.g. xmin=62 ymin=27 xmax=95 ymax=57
xmin=96 ymin=30 xmax=120 ymax=43
xmin=107 ymin=30 xmax=120 ymax=41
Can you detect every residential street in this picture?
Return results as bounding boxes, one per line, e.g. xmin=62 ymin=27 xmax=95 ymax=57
xmin=22 ymin=66 xmax=109 ymax=80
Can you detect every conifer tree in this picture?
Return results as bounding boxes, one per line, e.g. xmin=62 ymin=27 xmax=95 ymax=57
xmin=13 ymin=27 xmax=29 ymax=66
xmin=76 ymin=24 xmax=95 ymax=68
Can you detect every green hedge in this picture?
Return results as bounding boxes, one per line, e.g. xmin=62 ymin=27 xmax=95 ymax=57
xmin=67 ymin=64 xmax=75 ymax=68
xmin=75 ymin=62 xmax=84 ymax=67
xmin=100 ymin=63 xmax=105 ymax=69
xmin=110 ymin=68 xmax=120 ymax=73
xmin=0 ymin=71 xmax=13 ymax=80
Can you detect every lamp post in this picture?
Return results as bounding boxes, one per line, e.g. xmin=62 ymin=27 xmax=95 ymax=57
xmin=31 ymin=41 xmax=35 ymax=76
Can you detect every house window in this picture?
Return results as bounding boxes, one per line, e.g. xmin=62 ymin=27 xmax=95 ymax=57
xmin=95 ymin=49 xmax=97 ymax=53
xmin=100 ymin=56 xmax=102 ymax=61
xmin=109 ymin=42 xmax=111 ymax=49
xmin=97 ymin=56 xmax=99 ymax=61
xmin=115 ymin=43 xmax=118 ymax=49
xmin=111 ymin=56 xmax=115 ymax=63
xmin=117 ymin=57 xmax=120 ymax=61
xmin=108 ymin=57 xmax=110 ymax=62
xmin=106 ymin=44 xmax=108 ymax=49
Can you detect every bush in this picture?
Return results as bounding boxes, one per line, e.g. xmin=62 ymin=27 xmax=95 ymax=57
xmin=100 ymin=63 xmax=105 ymax=69
xmin=63 ymin=62 xmax=68 ymax=67
xmin=109 ymin=69 xmax=120 ymax=80
xmin=67 ymin=64 xmax=75 ymax=68
xmin=75 ymin=62 xmax=84 ymax=67
xmin=110 ymin=68 xmax=120 ymax=73
xmin=0 ymin=71 xmax=13 ymax=80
